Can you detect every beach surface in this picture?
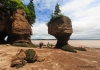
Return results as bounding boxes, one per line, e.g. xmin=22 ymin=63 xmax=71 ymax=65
xmin=0 ymin=41 xmax=100 ymax=70
xmin=32 ymin=40 xmax=100 ymax=48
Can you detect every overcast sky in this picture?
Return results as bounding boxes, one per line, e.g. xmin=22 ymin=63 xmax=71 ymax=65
xmin=24 ymin=0 xmax=100 ymax=39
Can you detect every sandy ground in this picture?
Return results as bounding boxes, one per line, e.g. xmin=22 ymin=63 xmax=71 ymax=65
xmin=32 ymin=40 xmax=100 ymax=48
xmin=0 ymin=44 xmax=100 ymax=70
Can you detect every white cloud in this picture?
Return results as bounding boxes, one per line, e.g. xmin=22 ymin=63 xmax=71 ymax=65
xmin=61 ymin=0 xmax=96 ymax=14
xmin=31 ymin=22 xmax=55 ymax=39
xmin=60 ymin=0 xmax=100 ymax=39
xmin=30 ymin=0 xmax=100 ymax=39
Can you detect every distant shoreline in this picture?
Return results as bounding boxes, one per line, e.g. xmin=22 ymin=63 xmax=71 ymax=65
xmin=31 ymin=39 xmax=100 ymax=40
xmin=31 ymin=40 xmax=100 ymax=48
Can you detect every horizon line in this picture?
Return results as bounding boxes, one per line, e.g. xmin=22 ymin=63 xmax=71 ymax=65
xmin=31 ymin=39 xmax=100 ymax=40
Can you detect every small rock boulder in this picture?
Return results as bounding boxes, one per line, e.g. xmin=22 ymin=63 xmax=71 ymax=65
xmin=11 ymin=49 xmax=26 ymax=62
xmin=11 ymin=49 xmax=27 ymax=68
xmin=11 ymin=49 xmax=45 ymax=68
xmin=11 ymin=49 xmax=38 ymax=63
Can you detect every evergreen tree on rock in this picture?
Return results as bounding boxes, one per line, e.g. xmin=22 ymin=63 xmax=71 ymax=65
xmin=26 ymin=0 xmax=36 ymax=25
xmin=54 ymin=3 xmax=61 ymax=17
xmin=47 ymin=3 xmax=63 ymax=25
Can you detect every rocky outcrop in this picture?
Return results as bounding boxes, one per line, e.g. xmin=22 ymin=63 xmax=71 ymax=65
xmin=9 ymin=9 xmax=33 ymax=47
xmin=48 ymin=16 xmax=73 ymax=49
xmin=0 ymin=9 xmax=34 ymax=47
xmin=11 ymin=49 xmax=45 ymax=68
xmin=11 ymin=49 xmax=27 ymax=67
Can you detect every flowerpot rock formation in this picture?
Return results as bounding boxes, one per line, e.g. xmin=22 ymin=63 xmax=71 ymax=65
xmin=48 ymin=16 xmax=73 ymax=48
xmin=0 ymin=9 xmax=34 ymax=47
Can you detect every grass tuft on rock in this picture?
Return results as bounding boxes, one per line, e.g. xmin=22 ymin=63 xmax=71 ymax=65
xmin=74 ymin=47 xmax=87 ymax=51
xmin=12 ymin=41 xmax=37 ymax=48
xmin=61 ymin=45 xmax=77 ymax=53
xmin=12 ymin=42 xmax=29 ymax=47
xmin=27 ymin=41 xmax=37 ymax=48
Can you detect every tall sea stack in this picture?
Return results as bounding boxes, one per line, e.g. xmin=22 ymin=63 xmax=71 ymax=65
xmin=48 ymin=16 xmax=74 ymax=49
xmin=0 ymin=9 xmax=34 ymax=47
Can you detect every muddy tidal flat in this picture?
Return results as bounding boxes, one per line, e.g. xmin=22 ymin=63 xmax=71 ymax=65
xmin=0 ymin=43 xmax=100 ymax=70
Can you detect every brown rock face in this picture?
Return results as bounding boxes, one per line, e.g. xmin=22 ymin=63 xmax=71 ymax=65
xmin=7 ymin=9 xmax=33 ymax=46
xmin=12 ymin=9 xmax=31 ymax=35
xmin=0 ymin=9 xmax=34 ymax=47
xmin=11 ymin=49 xmax=27 ymax=67
xmin=48 ymin=16 xmax=73 ymax=48
xmin=11 ymin=49 xmax=26 ymax=62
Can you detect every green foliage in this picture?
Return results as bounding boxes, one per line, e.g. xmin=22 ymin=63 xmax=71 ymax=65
xmin=0 ymin=0 xmax=24 ymax=11
xmin=61 ymin=45 xmax=77 ymax=53
xmin=25 ymin=49 xmax=36 ymax=63
xmin=24 ymin=0 xmax=36 ymax=25
xmin=47 ymin=3 xmax=64 ymax=26
xmin=0 ymin=0 xmax=36 ymax=25
xmin=54 ymin=3 xmax=61 ymax=17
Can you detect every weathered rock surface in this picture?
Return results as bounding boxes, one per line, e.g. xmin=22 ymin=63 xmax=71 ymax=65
xmin=0 ymin=9 xmax=34 ymax=47
xmin=12 ymin=9 xmax=32 ymax=35
xmin=11 ymin=49 xmax=26 ymax=62
xmin=11 ymin=59 xmax=27 ymax=67
xmin=11 ymin=49 xmax=44 ymax=68
xmin=48 ymin=16 xmax=73 ymax=49
xmin=11 ymin=49 xmax=27 ymax=67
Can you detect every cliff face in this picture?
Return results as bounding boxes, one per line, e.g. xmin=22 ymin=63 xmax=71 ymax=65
xmin=48 ymin=16 xmax=73 ymax=48
xmin=12 ymin=9 xmax=31 ymax=35
xmin=0 ymin=9 xmax=34 ymax=47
